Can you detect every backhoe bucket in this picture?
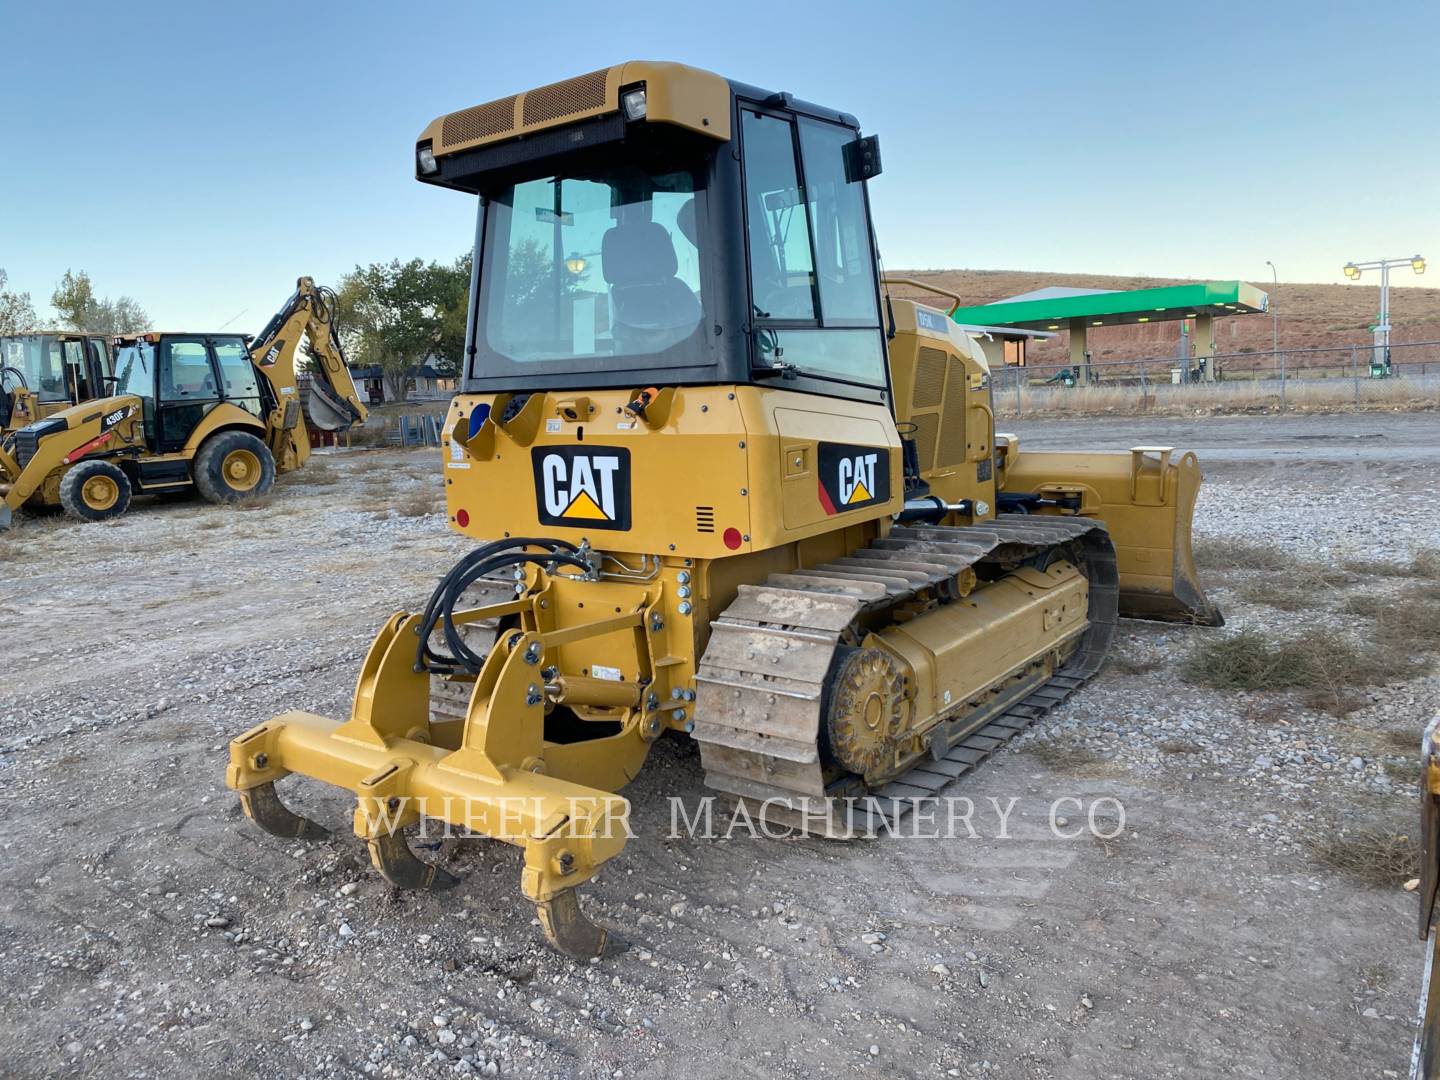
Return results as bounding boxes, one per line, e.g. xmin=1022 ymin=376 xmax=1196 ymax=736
xmin=305 ymin=379 xmax=362 ymax=433
xmin=1000 ymin=444 xmax=1222 ymax=626
xmin=226 ymin=597 xmax=639 ymax=960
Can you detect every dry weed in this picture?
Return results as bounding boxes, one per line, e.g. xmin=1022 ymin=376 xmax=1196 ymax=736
xmin=1308 ymin=817 xmax=1419 ymax=887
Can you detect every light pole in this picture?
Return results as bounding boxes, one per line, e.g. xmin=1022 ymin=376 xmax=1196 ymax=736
xmin=1343 ymin=255 xmax=1427 ymax=375
xmin=1264 ymin=260 xmax=1279 ymax=363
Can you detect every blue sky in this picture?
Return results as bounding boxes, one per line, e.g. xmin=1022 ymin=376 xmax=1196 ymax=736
xmin=3 ymin=0 xmax=1436 ymax=329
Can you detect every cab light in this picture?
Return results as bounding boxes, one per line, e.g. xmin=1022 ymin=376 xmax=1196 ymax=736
xmin=417 ymin=145 xmax=439 ymax=175
xmin=622 ymin=87 xmax=648 ymax=121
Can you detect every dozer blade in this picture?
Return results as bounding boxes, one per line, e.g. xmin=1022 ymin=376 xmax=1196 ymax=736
xmin=536 ymin=887 xmax=610 ymax=961
xmin=1000 ymin=444 xmax=1222 ymax=626
xmin=367 ymin=831 xmax=461 ymax=891
xmin=238 ymin=780 xmax=331 ymax=839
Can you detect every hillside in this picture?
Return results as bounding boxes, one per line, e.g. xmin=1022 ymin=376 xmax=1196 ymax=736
xmin=886 ymin=269 xmax=1440 ymax=365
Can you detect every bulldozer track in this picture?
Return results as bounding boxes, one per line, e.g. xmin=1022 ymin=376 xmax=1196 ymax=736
xmin=692 ymin=514 xmax=1118 ymax=837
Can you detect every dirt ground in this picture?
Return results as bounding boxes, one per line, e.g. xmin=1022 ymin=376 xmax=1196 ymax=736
xmin=2 ymin=413 xmax=1438 ymax=1079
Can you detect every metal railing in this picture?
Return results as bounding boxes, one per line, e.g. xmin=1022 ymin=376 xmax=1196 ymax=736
xmin=988 ymin=340 xmax=1440 ymax=415
xmin=387 ymin=414 xmax=444 ymax=447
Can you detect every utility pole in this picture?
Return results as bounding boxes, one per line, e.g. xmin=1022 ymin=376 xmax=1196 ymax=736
xmin=1264 ymin=260 xmax=1278 ymax=362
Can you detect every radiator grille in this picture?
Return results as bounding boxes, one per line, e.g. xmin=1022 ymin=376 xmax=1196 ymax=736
xmin=936 ymin=359 xmax=968 ymax=467
xmin=441 ymin=96 xmax=518 ymax=147
xmin=912 ymin=347 xmax=948 ymax=408
xmin=695 ymin=506 xmax=715 ymax=533
xmin=909 ymin=413 xmax=939 ymax=472
xmin=14 ymin=428 xmax=40 ymax=470
xmin=522 ymin=69 xmax=609 ymax=126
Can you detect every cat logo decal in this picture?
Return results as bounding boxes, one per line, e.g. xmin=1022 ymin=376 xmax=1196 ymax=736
xmin=816 ymin=442 xmax=890 ymax=514
xmin=532 ymin=446 xmax=631 ymax=530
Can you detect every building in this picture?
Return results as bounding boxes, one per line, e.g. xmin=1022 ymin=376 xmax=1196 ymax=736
xmin=349 ymin=363 xmax=458 ymax=402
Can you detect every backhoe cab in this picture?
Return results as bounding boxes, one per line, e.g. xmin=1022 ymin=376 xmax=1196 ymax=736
xmin=227 ymin=63 xmax=1219 ymax=958
xmin=0 ymin=277 xmax=367 ymax=528
xmin=1 ymin=331 xmax=114 ymax=436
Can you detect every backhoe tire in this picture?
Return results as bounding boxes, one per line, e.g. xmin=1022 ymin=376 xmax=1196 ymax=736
xmin=59 ymin=460 xmax=132 ymax=523
xmin=193 ymin=431 xmax=276 ymax=504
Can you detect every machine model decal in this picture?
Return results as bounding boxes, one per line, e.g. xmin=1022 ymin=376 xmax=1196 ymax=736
xmin=816 ymin=442 xmax=890 ymax=515
xmin=914 ymin=308 xmax=951 ymax=335
xmin=100 ymin=403 xmax=136 ymax=432
xmin=532 ymin=446 xmax=631 ymax=530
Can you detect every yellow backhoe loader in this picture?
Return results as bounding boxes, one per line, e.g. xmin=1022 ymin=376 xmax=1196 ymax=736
xmin=0 ymin=277 xmax=367 ymax=527
xmin=1 ymin=331 xmax=114 ymax=436
xmin=226 ymin=62 xmax=1220 ymax=958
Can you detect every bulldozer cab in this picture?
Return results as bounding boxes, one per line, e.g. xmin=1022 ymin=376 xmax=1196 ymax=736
xmin=111 ymin=332 xmax=266 ymax=453
xmin=1 ymin=332 xmax=113 ymax=431
xmin=420 ymin=64 xmax=888 ymax=408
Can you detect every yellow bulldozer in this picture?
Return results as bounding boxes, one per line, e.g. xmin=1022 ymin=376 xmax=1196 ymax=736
xmin=1 ymin=331 xmax=114 ymax=436
xmin=0 ymin=277 xmax=367 ymax=527
xmin=226 ymin=62 xmax=1219 ymax=958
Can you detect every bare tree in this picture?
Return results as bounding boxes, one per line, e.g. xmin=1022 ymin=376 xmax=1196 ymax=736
xmin=51 ymin=269 xmax=150 ymax=336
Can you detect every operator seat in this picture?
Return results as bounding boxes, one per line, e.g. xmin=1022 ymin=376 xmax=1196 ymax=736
xmin=601 ymin=219 xmax=700 ymax=353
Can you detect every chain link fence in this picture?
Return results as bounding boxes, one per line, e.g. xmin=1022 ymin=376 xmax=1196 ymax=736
xmin=989 ymin=340 xmax=1440 ymax=417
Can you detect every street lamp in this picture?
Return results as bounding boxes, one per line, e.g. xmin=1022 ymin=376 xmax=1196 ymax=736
xmin=1264 ymin=260 xmax=1279 ymax=361
xmin=1341 ymin=254 xmax=1428 ymax=376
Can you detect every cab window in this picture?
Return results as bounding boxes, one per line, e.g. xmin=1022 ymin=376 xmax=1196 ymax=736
xmin=36 ymin=339 xmax=69 ymax=402
xmin=114 ymin=344 xmax=157 ymax=401
xmin=741 ymin=110 xmax=817 ymax=321
xmin=160 ymin=339 xmax=217 ymax=401
xmin=89 ymin=339 xmax=113 ymax=382
xmin=114 ymin=343 xmax=158 ymax=441
xmin=63 ymin=339 xmax=89 ymax=400
xmin=482 ymin=163 xmax=707 ymax=372
xmin=742 ymin=108 xmax=884 ymax=386
xmin=798 ymin=118 xmax=881 ymax=327
xmin=213 ymin=338 xmax=263 ymax=417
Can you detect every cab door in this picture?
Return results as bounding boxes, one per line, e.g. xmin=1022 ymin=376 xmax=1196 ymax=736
xmin=157 ymin=337 xmax=220 ymax=452
xmin=61 ymin=339 xmax=91 ymax=402
xmin=86 ymin=337 xmax=113 ymax=399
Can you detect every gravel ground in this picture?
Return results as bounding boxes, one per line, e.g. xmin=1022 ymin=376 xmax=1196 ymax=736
xmin=2 ymin=414 xmax=1438 ymax=1079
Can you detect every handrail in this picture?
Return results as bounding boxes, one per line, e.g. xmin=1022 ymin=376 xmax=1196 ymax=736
xmin=880 ymin=276 xmax=963 ymax=317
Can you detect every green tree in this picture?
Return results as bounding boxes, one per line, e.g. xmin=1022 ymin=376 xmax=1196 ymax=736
xmin=0 ymin=270 xmax=38 ymax=334
xmin=50 ymin=269 xmax=149 ymax=336
xmin=432 ymin=252 xmax=472 ymax=377
xmin=336 ymin=256 xmax=471 ymax=400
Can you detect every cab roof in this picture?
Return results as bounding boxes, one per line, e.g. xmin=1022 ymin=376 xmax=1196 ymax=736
xmin=112 ymin=331 xmax=250 ymax=345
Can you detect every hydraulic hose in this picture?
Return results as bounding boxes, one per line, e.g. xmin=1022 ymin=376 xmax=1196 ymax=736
xmin=414 ymin=538 xmax=587 ymax=675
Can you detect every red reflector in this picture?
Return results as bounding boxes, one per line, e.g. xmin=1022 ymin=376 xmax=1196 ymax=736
xmin=722 ymin=527 xmax=742 ymax=550
xmin=455 ymin=509 xmax=470 ymax=527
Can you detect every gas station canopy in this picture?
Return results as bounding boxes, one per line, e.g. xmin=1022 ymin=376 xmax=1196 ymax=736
xmin=948 ymin=280 xmax=1269 ymax=331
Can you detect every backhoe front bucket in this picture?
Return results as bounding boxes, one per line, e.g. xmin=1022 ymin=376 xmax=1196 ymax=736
xmin=1000 ymin=444 xmax=1222 ymax=626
